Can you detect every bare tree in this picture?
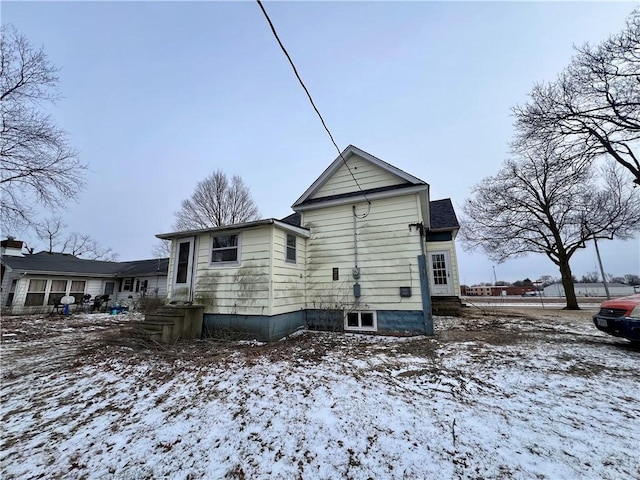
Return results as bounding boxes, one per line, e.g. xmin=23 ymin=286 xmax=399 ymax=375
xmin=151 ymin=239 xmax=171 ymax=259
xmin=34 ymin=217 xmax=65 ymax=253
xmin=461 ymin=144 xmax=640 ymax=309
xmin=624 ymin=273 xmax=640 ymax=285
xmin=29 ymin=217 xmax=119 ymax=260
xmin=1 ymin=24 xmax=86 ymax=229
xmin=513 ymin=9 xmax=640 ymax=184
xmin=61 ymin=233 xmax=118 ymax=261
xmin=173 ymin=170 xmax=259 ymax=231
xmin=579 ymin=272 xmax=600 ymax=283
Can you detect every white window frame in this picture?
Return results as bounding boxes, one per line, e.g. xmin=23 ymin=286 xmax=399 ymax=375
xmin=285 ymin=234 xmax=296 ymax=263
xmin=210 ymin=233 xmax=241 ymax=267
xmin=344 ymin=310 xmax=377 ymax=332
xmin=25 ymin=278 xmax=48 ymax=307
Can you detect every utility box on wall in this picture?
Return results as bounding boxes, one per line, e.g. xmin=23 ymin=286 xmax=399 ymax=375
xmin=400 ymin=287 xmax=412 ymax=298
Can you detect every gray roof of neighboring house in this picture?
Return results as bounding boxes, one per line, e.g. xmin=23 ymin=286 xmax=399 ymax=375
xmin=118 ymin=258 xmax=169 ymax=277
xmin=429 ymin=199 xmax=459 ymax=231
xmin=1 ymin=252 xmax=168 ymax=277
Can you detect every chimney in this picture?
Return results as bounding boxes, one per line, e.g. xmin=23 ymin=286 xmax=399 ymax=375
xmin=1 ymin=238 xmax=25 ymax=257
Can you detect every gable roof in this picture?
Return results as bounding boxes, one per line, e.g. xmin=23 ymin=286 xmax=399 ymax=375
xmin=292 ymin=145 xmax=428 ymax=209
xmin=429 ymin=199 xmax=459 ymax=231
xmin=1 ymin=252 xmax=169 ymax=277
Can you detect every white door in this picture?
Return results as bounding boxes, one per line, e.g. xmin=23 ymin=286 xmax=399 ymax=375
xmin=429 ymin=251 xmax=453 ymax=295
xmin=172 ymin=237 xmax=195 ymax=302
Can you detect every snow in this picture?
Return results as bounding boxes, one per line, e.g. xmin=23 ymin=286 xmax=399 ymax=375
xmin=1 ymin=311 xmax=639 ymax=479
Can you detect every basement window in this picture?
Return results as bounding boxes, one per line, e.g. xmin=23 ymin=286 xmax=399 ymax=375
xmin=344 ymin=311 xmax=377 ymax=332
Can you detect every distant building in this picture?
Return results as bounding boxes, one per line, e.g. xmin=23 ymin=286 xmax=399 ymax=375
xmin=462 ymin=285 xmax=536 ymax=296
xmin=543 ymin=282 xmax=634 ymax=298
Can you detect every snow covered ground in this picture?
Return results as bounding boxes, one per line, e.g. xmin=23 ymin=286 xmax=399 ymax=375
xmin=1 ymin=310 xmax=639 ymax=479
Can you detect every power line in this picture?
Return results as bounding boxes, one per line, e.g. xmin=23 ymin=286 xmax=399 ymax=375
xmin=256 ymin=0 xmax=371 ymax=216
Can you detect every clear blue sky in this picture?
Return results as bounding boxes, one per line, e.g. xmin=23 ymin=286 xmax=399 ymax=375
xmin=3 ymin=1 xmax=639 ymax=284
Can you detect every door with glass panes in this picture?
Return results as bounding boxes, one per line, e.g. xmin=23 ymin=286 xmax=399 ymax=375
xmin=429 ymin=251 xmax=453 ymax=295
xmin=171 ymin=237 xmax=195 ymax=302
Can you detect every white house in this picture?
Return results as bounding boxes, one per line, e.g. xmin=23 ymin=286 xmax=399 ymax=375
xmin=157 ymin=145 xmax=461 ymax=340
xmin=1 ymin=241 xmax=168 ymax=314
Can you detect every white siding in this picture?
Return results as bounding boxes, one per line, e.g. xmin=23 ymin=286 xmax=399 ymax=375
xmin=86 ymin=279 xmax=106 ymax=298
xmin=311 ymin=154 xmax=406 ymax=199
xmin=271 ymin=227 xmax=306 ymax=315
xmin=303 ymin=194 xmax=425 ymax=312
xmin=193 ymin=228 xmax=271 ymax=315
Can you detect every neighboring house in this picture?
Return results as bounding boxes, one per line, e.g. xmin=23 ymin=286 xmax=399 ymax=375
xmin=1 ymin=240 xmax=168 ymax=314
xmin=543 ymin=282 xmax=635 ymax=298
xmin=157 ymin=145 xmax=461 ymax=341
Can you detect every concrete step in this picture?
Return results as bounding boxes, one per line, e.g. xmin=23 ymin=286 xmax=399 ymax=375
xmin=145 ymin=314 xmax=181 ymax=324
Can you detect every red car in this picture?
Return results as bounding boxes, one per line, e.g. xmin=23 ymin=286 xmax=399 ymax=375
xmin=593 ymin=294 xmax=640 ymax=343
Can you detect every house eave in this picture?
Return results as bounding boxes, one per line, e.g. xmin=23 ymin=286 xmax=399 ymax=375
xmin=156 ymin=218 xmax=310 ymax=240
xmin=10 ymin=270 xmax=119 ymax=278
xmin=293 ymin=184 xmax=429 ymax=212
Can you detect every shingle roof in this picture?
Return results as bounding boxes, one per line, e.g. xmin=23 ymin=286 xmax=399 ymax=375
xmin=118 ymin=258 xmax=169 ymax=276
xmin=1 ymin=252 xmax=168 ymax=276
xmin=430 ymin=199 xmax=459 ymax=231
xmin=280 ymin=212 xmax=301 ymax=227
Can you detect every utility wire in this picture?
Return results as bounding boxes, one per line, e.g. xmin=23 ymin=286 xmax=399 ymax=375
xmin=256 ymin=0 xmax=371 ymax=216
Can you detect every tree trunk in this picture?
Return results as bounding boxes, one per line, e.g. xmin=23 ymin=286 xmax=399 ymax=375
xmin=558 ymin=258 xmax=579 ymax=310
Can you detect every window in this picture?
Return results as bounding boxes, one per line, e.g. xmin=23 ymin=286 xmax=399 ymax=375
xmin=175 ymin=241 xmax=191 ymax=283
xmin=104 ymin=282 xmax=115 ymax=296
xmin=344 ymin=311 xmax=377 ymax=331
xmin=136 ymin=279 xmax=148 ymax=293
xmin=25 ymin=279 xmax=47 ymax=307
xmin=69 ymin=280 xmax=86 ymax=303
xmin=47 ymin=279 xmax=68 ymax=305
xmin=286 ymin=234 xmax=296 ymax=263
xmin=211 ymin=234 xmax=239 ymax=264
xmin=121 ymin=278 xmax=133 ymax=291
xmin=6 ymin=279 xmax=17 ymax=306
